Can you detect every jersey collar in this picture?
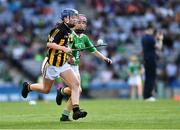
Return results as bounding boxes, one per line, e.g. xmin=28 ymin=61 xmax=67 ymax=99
xmin=73 ymin=31 xmax=84 ymax=38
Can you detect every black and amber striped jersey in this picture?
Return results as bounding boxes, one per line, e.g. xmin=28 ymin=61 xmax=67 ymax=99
xmin=47 ymin=22 xmax=71 ymax=67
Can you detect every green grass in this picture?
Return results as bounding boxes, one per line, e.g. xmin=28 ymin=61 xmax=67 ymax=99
xmin=0 ymin=99 xmax=180 ymax=129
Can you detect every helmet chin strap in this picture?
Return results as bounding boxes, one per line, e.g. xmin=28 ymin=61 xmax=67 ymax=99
xmin=75 ymin=29 xmax=85 ymax=34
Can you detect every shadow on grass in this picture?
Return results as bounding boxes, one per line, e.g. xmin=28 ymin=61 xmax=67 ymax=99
xmin=0 ymin=120 xmax=124 ymax=129
xmin=1 ymin=120 xmax=180 ymax=129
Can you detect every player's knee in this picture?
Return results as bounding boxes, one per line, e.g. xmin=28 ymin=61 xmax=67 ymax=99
xmin=43 ymin=88 xmax=50 ymax=94
xmin=76 ymin=80 xmax=80 ymax=87
xmin=71 ymin=80 xmax=80 ymax=89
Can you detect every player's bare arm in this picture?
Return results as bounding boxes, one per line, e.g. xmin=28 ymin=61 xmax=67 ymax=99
xmin=47 ymin=42 xmax=72 ymax=53
xmin=92 ymin=50 xmax=112 ymax=64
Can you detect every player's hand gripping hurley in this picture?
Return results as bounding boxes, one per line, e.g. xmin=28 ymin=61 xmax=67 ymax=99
xmin=54 ymin=39 xmax=107 ymax=56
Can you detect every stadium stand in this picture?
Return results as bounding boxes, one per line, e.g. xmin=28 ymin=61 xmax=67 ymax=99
xmin=0 ymin=0 xmax=179 ymax=101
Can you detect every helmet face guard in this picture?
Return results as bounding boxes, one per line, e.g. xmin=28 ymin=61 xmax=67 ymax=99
xmin=61 ymin=9 xmax=78 ymax=20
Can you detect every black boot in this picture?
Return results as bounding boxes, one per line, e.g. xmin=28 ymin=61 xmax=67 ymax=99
xmin=21 ymin=82 xmax=30 ymax=98
xmin=56 ymin=88 xmax=63 ymax=105
xmin=72 ymin=109 xmax=87 ymax=120
xmin=60 ymin=114 xmax=71 ymax=122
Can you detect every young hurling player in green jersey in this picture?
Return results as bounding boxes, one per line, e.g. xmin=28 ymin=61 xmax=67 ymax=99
xmin=128 ymin=56 xmax=143 ymax=99
xmin=56 ymin=14 xmax=112 ymax=121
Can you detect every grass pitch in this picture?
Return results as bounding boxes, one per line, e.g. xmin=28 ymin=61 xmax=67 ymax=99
xmin=0 ymin=99 xmax=180 ymax=129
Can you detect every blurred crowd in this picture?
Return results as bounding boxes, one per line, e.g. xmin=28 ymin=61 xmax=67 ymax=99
xmin=0 ymin=0 xmax=179 ymax=98
xmin=0 ymin=0 xmax=76 ymax=83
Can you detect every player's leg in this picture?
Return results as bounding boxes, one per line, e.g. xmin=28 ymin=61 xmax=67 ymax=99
xmin=22 ymin=78 xmax=54 ymax=98
xmin=59 ymin=73 xmax=81 ymax=97
xmin=137 ymin=76 xmax=143 ymax=99
xmin=130 ymin=85 xmax=136 ymax=99
xmin=63 ymin=87 xmax=71 ymax=95
xmin=60 ymin=98 xmax=72 ymax=121
xmin=60 ymin=69 xmax=87 ymax=120
xmin=129 ymin=77 xmax=135 ymax=99
xmin=22 ymin=62 xmax=56 ymax=98
xmin=56 ymin=65 xmax=81 ymax=105
xmin=60 ymin=69 xmax=80 ymax=105
xmin=59 ymin=74 xmax=81 ymax=121
xmin=30 ymin=78 xmax=54 ymax=93
xmin=56 ymin=85 xmax=71 ymax=105
xmin=56 ymin=73 xmax=72 ymax=106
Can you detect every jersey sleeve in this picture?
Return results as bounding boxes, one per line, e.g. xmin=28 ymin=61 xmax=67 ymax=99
xmin=47 ymin=28 xmax=63 ymax=44
xmin=84 ymin=35 xmax=97 ymax=53
xmin=127 ymin=63 xmax=131 ymax=74
xmin=68 ymin=33 xmax=75 ymax=48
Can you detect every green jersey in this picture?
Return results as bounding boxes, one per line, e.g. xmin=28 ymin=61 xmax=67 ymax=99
xmin=69 ymin=32 xmax=97 ymax=65
xmin=128 ymin=62 xmax=141 ymax=76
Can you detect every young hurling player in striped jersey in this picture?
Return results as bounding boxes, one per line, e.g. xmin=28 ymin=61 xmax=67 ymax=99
xmin=56 ymin=14 xmax=112 ymax=121
xmin=22 ymin=9 xmax=87 ymax=120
